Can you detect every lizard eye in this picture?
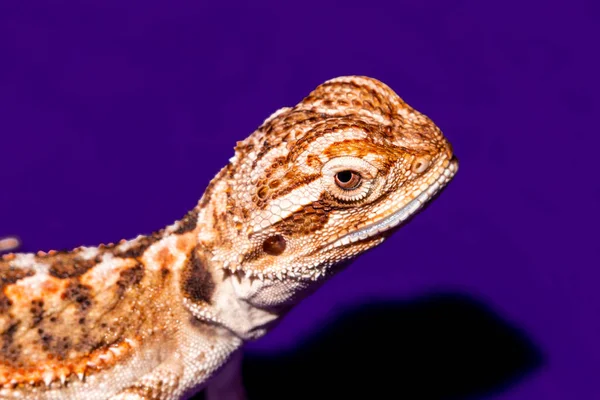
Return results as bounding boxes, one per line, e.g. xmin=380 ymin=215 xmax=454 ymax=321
xmin=322 ymin=157 xmax=379 ymax=203
xmin=334 ymin=170 xmax=362 ymax=190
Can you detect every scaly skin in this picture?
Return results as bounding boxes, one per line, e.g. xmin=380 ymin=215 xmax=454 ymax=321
xmin=0 ymin=76 xmax=458 ymax=399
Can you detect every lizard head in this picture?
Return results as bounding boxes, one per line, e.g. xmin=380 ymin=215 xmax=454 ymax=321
xmin=205 ymin=76 xmax=457 ymax=284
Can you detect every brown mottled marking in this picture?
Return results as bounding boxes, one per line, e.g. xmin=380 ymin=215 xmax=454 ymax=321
xmin=274 ymin=117 xmax=374 ymax=167
xmin=116 ymin=264 xmax=145 ymax=296
xmin=48 ymin=252 xmax=100 ymax=279
xmin=270 ymin=200 xmax=331 ymax=236
xmin=30 ymin=299 xmax=45 ymax=325
xmin=174 ymin=208 xmax=200 ymax=234
xmin=62 ymin=281 xmax=93 ymax=310
xmin=181 ymin=247 xmax=215 ymax=304
xmin=323 ymin=138 xmax=399 ymax=165
xmin=0 ymin=265 xmax=34 ymax=312
xmin=115 ymin=231 xmax=165 ymax=259
xmin=0 ymin=321 xmax=20 ymax=364
xmin=40 ymin=331 xmax=73 ymax=360
xmin=265 ymin=172 xmax=321 ymax=203
xmin=0 ymin=295 xmax=13 ymax=314
xmin=309 ymin=80 xmax=399 ymax=115
xmin=251 ymin=110 xmax=322 ymax=168
xmin=0 ymin=255 xmax=171 ymax=386
xmin=0 ymin=336 xmax=142 ymax=387
xmin=0 ymin=264 xmax=35 ymax=284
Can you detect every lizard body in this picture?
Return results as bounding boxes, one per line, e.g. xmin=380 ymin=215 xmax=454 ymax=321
xmin=0 ymin=76 xmax=458 ymax=399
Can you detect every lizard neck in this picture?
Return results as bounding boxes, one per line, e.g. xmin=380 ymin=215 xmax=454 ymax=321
xmin=177 ymin=243 xmax=293 ymax=341
xmin=174 ymin=171 xmax=335 ymax=341
xmin=178 ymin=234 xmax=325 ymax=341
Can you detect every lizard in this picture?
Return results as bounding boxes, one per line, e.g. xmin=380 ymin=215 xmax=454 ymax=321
xmin=0 ymin=75 xmax=458 ymax=399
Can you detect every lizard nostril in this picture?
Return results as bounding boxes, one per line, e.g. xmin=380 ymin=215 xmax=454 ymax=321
xmin=411 ymin=156 xmax=431 ymax=174
xmin=263 ymin=235 xmax=286 ymax=256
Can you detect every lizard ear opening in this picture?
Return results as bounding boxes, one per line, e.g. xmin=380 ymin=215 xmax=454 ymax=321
xmin=263 ymin=235 xmax=286 ymax=256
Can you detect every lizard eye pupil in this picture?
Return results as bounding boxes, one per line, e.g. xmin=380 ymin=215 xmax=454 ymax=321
xmin=334 ymin=170 xmax=362 ymax=190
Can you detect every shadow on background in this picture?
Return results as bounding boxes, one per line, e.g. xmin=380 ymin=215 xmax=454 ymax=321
xmin=195 ymin=293 xmax=543 ymax=399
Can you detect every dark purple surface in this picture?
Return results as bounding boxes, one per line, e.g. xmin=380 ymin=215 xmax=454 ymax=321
xmin=0 ymin=2 xmax=597 ymax=399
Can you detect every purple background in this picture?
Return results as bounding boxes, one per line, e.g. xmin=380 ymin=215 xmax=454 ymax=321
xmin=1 ymin=1 xmax=598 ymax=399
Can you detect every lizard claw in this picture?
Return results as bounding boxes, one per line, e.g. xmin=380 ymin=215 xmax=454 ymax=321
xmin=0 ymin=237 xmax=20 ymax=253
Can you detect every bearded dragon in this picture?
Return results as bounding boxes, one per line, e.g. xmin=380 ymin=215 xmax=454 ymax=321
xmin=0 ymin=76 xmax=458 ymax=399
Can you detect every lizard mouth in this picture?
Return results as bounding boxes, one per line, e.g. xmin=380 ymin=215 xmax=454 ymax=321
xmin=327 ymin=157 xmax=459 ymax=249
